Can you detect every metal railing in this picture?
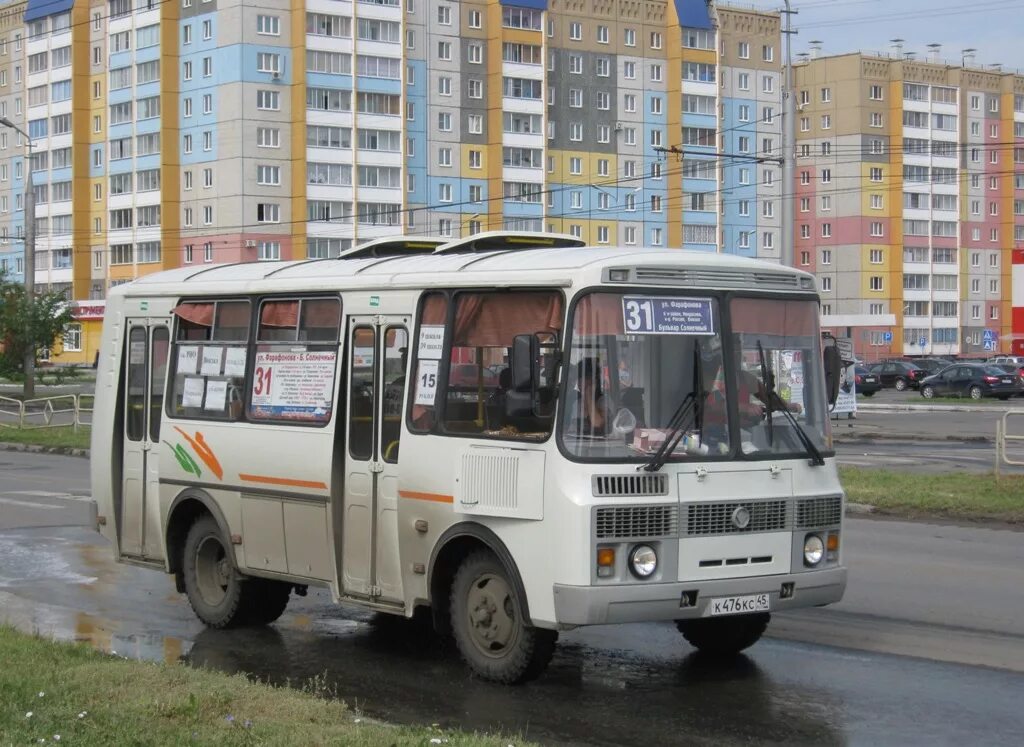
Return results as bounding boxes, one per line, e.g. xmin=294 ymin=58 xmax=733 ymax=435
xmin=994 ymin=410 xmax=1024 ymax=478
xmin=0 ymin=393 xmax=93 ymax=431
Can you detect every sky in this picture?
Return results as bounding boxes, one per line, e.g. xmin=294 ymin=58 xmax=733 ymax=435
xmin=744 ymin=0 xmax=1024 ymax=73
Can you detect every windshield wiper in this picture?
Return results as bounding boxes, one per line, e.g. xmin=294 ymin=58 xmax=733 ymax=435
xmin=757 ymin=341 xmax=825 ymax=467
xmin=643 ymin=341 xmax=705 ymax=472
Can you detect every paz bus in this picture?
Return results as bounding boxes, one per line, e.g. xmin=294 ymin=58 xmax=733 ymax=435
xmin=91 ymin=232 xmax=846 ymax=683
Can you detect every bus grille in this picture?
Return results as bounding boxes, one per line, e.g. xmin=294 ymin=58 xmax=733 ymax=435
xmin=684 ymin=500 xmax=789 ymax=536
xmin=593 ymin=473 xmax=668 ymax=497
xmin=633 ymin=267 xmax=801 ymax=291
xmin=795 ymin=496 xmax=843 ymax=528
xmin=595 ymin=505 xmax=678 ymax=539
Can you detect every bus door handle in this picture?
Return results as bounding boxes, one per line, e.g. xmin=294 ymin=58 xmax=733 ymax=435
xmin=369 ymin=461 xmax=384 ymax=474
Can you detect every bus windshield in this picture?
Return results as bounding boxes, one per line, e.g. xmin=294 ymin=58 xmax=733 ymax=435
xmin=559 ymin=292 xmax=830 ymax=463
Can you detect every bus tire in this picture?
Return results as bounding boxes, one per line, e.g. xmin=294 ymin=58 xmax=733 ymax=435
xmin=676 ymin=612 xmax=769 ymax=656
xmin=244 ymin=580 xmax=291 ymax=625
xmin=449 ymin=550 xmax=557 ymax=684
xmin=182 ymin=515 xmax=256 ymax=629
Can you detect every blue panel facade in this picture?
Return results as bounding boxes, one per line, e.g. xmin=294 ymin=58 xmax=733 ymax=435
xmin=673 ymin=0 xmax=712 ymax=30
xmin=24 ymin=0 xmax=72 ymax=22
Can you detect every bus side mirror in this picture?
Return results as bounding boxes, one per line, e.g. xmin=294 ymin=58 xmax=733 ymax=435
xmin=511 ymin=334 xmax=538 ymax=393
xmin=823 ymin=344 xmax=842 ymax=406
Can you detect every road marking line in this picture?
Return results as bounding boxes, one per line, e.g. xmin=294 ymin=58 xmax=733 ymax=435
xmin=0 ymin=497 xmax=63 ymax=510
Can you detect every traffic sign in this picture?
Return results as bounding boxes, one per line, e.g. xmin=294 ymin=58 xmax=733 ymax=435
xmin=882 ymin=331 xmax=893 ymax=343
xmin=918 ymin=337 xmax=927 ymax=347
xmin=984 ymin=341 xmax=995 ymax=351
xmin=983 ymin=329 xmax=997 ymax=343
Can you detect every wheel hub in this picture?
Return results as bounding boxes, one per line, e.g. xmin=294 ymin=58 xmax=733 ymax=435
xmin=466 ymin=573 xmax=518 ymax=655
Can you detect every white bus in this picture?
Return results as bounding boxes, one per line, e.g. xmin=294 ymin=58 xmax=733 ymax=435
xmin=91 ymin=233 xmax=846 ymax=683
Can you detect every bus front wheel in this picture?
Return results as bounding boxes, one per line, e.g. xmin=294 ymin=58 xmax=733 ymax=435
xmin=183 ymin=515 xmax=261 ymax=628
xmin=449 ymin=550 xmax=557 ymax=684
xmin=676 ymin=612 xmax=770 ymax=656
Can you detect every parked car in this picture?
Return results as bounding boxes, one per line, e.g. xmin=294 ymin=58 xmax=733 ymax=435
xmin=850 ymin=365 xmax=881 ymax=397
xmin=449 ymin=363 xmax=501 ymax=389
xmin=987 ymin=355 xmax=1024 ymax=367
xmin=869 ymin=360 xmax=927 ymax=391
xmin=919 ymin=364 xmax=1024 ymax=401
xmin=909 ymin=358 xmax=951 ymax=375
xmin=991 ymin=363 xmax=1024 ymax=394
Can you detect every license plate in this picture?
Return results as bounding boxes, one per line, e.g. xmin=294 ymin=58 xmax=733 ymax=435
xmin=865 ymin=377 xmax=877 ymax=383
xmin=1001 ymin=378 xmax=1012 ymax=384
xmin=706 ymin=593 xmax=770 ymax=617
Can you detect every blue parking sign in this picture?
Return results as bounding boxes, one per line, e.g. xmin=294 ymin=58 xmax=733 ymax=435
xmin=919 ymin=337 xmax=927 ymax=347
xmin=883 ymin=331 xmax=893 ymax=343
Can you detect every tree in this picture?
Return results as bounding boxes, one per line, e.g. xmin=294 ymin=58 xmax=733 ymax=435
xmin=0 ymin=270 xmax=74 ymax=386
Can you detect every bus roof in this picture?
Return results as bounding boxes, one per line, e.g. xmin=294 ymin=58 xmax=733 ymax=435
xmin=119 ymin=245 xmax=817 ymax=298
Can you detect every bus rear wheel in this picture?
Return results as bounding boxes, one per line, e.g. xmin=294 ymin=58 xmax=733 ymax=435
xmin=183 ymin=515 xmax=260 ymax=628
xmin=244 ymin=579 xmax=292 ymax=625
xmin=676 ymin=613 xmax=770 ymax=656
xmin=449 ymin=550 xmax=557 ymax=684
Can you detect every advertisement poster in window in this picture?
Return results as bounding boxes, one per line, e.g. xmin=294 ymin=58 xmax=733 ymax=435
xmin=249 ymin=350 xmax=337 ymax=421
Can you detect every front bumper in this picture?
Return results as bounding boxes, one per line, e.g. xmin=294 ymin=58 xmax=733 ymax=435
xmin=552 ymin=566 xmax=846 ymax=626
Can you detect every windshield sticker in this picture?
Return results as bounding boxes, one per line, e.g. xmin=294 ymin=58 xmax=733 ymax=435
xmin=249 ymin=350 xmax=336 ymax=421
xmin=417 ymin=325 xmax=445 ymax=359
xmin=621 ymin=297 xmax=715 ymax=335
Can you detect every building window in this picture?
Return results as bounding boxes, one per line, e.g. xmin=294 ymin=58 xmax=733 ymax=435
xmin=258 ymin=241 xmax=281 ymax=261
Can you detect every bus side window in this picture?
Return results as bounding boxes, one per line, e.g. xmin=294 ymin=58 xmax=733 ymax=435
xmin=382 ymin=327 xmax=408 ymax=463
xmin=149 ymin=327 xmax=169 ymax=442
xmin=349 ymin=327 xmax=376 ymax=460
xmin=408 ymin=293 xmax=448 ymax=433
xmin=126 ymin=327 xmax=147 ymax=441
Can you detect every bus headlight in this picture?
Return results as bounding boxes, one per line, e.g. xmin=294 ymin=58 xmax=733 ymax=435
xmin=803 ymin=534 xmax=824 ymax=566
xmin=629 ymin=545 xmax=658 ymax=578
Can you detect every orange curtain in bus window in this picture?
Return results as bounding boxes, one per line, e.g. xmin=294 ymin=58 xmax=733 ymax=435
xmin=452 ymin=292 xmax=563 ymax=346
xmin=259 ymin=300 xmax=299 ymax=329
xmin=173 ymin=302 xmax=215 ymax=340
xmin=730 ymin=298 xmax=817 ymax=336
xmin=572 ymin=293 xmax=625 ymax=335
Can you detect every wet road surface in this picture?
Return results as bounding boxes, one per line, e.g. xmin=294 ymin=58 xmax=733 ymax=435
xmin=2 ymin=524 xmax=1022 ymax=746
xmin=3 ymin=443 xmax=1024 ymax=745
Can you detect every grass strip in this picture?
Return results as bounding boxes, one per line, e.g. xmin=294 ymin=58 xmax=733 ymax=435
xmin=840 ymin=466 xmax=1024 ymax=523
xmin=0 ymin=425 xmax=90 ymax=450
xmin=0 ymin=626 xmax=524 ymax=746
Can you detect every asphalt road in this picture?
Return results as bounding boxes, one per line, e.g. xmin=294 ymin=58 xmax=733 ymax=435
xmin=1 ymin=450 xmax=1023 ymax=745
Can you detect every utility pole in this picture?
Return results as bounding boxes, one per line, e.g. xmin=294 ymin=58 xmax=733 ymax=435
xmin=781 ymin=1 xmax=797 ymax=267
xmin=1 ymin=117 xmax=36 ymax=399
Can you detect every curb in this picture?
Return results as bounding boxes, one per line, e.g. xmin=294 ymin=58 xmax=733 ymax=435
xmin=834 ymin=433 xmax=992 ymax=444
xmin=0 ymin=442 xmax=90 ymax=458
xmin=845 ymin=502 xmax=875 ymax=515
xmin=856 ymin=403 xmax=1024 ymax=414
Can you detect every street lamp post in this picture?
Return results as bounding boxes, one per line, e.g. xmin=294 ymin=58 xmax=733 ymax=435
xmin=1 ymin=116 xmax=36 ymax=399
xmin=781 ymin=0 xmax=796 ymax=267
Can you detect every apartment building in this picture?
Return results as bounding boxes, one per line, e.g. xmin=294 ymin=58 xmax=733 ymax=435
xmin=0 ymin=0 xmax=27 ymax=280
xmin=0 ymin=0 xmax=785 ymax=363
xmin=795 ymin=48 xmax=1024 ymax=359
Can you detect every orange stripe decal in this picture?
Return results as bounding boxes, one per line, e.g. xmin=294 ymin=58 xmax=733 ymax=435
xmin=399 ymin=490 xmax=454 ymax=504
xmin=238 ymin=474 xmax=328 ymax=490
xmin=174 ymin=428 xmax=223 ymax=480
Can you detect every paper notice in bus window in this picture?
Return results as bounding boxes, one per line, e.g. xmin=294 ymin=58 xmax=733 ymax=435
xmin=417 ymin=326 xmax=445 ymax=360
xmin=249 ymin=350 xmax=336 ymax=421
xmin=129 ymin=340 xmax=146 ymax=365
xmin=204 ymin=380 xmax=228 ymax=411
xmin=200 ymin=346 xmax=224 ymax=376
xmin=182 ymin=377 xmax=205 ymax=408
xmin=177 ymin=345 xmax=199 ymax=375
xmin=223 ymin=347 xmax=247 ymax=377
xmin=414 ymin=360 xmax=440 ymax=406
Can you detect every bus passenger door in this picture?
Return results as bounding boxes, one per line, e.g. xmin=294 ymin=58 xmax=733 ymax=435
xmin=342 ymin=323 xmax=377 ymax=598
xmin=341 ymin=317 xmax=407 ymax=606
xmin=120 ymin=320 xmax=170 ymax=560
